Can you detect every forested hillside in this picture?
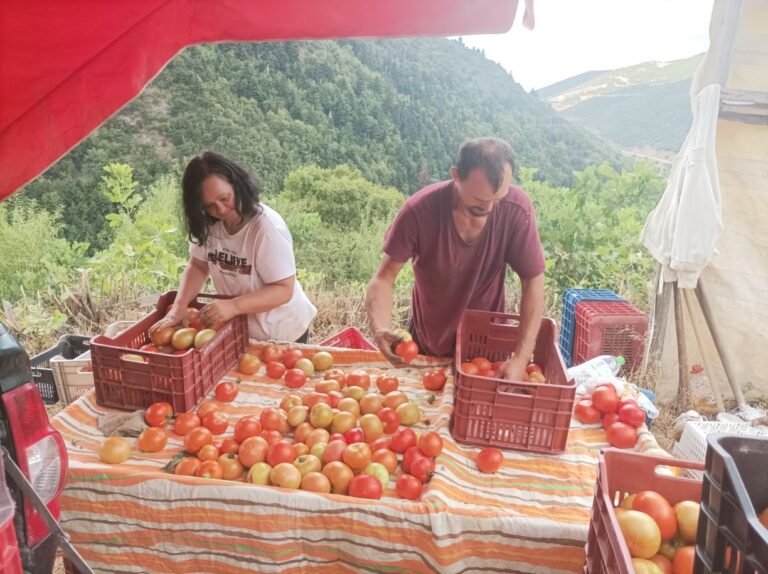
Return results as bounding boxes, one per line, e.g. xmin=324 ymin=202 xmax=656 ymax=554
xmin=20 ymin=38 xmax=619 ymax=250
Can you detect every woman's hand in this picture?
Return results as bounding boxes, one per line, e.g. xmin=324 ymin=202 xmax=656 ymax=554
xmin=199 ymin=299 xmax=238 ymax=330
xmin=150 ymin=306 xmax=186 ymax=334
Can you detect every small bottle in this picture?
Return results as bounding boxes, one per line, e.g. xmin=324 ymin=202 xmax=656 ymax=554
xmin=567 ymin=355 xmax=625 ymax=386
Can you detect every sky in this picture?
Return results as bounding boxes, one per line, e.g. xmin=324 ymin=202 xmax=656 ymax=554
xmin=461 ymin=0 xmax=715 ymax=91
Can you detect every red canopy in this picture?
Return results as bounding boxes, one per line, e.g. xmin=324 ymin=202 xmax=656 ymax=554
xmin=0 ymin=0 xmax=522 ymax=201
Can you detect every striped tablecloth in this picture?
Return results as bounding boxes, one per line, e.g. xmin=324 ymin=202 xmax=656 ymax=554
xmin=51 ymin=345 xmax=664 ymax=574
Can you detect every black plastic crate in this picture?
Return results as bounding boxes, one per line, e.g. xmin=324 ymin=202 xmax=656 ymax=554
xmin=30 ymin=335 xmax=90 ymax=404
xmin=695 ymin=434 xmax=768 ymax=573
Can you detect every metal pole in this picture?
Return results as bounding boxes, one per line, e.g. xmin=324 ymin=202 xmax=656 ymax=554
xmin=682 ymin=288 xmax=725 ymax=412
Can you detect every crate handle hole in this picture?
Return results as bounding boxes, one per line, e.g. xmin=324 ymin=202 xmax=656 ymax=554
xmin=490 ymin=316 xmax=520 ymax=328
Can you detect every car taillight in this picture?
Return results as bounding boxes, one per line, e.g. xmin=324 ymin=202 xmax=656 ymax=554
xmin=2 ymin=382 xmax=67 ymax=547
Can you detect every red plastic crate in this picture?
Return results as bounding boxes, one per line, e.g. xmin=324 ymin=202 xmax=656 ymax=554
xmin=585 ymin=449 xmax=704 ymax=574
xmin=573 ymin=300 xmax=648 ymax=372
xmin=449 ymin=310 xmax=575 ymax=454
xmin=319 ymin=327 xmax=377 ymax=351
xmin=695 ymin=435 xmax=768 ymax=573
xmin=90 ymin=291 xmax=248 ymax=413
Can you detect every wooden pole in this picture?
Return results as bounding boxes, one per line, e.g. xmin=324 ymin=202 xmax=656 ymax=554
xmin=673 ymin=284 xmax=691 ymax=408
xmin=645 ymin=266 xmax=673 ymax=369
xmin=682 ymin=288 xmax=725 ymax=412
xmin=695 ymin=282 xmax=747 ymax=409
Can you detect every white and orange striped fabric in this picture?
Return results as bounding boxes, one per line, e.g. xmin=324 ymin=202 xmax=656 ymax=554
xmin=51 ymin=344 xmax=665 ymax=573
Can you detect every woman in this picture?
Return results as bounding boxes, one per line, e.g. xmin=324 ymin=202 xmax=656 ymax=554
xmin=152 ymin=151 xmax=316 ymax=342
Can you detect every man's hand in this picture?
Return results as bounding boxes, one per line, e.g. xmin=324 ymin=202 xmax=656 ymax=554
xmin=199 ymin=300 xmax=237 ymax=330
xmin=373 ymin=329 xmax=407 ymax=367
xmin=498 ymin=354 xmax=528 ymax=381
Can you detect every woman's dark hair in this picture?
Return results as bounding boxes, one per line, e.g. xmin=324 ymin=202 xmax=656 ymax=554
xmin=182 ymin=151 xmax=263 ymax=245
xmin=455 ymin=137 xmax=516 ymax=190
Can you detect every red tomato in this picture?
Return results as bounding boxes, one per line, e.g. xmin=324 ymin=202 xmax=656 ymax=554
xmin=281 ymin=349 xmax=303 ymax=369
xmin=266 ymin=440 xmax=295 ymax=467
xmin=371 ymin=449 xmax=398 ymax=474
xmin=649 ymin=554 xmax=673 ymax=574
xmin=348 ymin=474 xmax=383 ymax=499
xmin=389 ymin=428 xmax=417 ymax=454
xmin=574 ymin=399 xmax=602 ymax=424
xmin=346 ymin=369 xmax=371 ymax=390
xmin=470 ymin=357 xmax=491 ymax=371
xmin=376 ymin=408 xmax=401 ymax=434
xmin=422 ymin=369 xmax=447 ymax=391
xmin=606 ymin=421 xmax=638 ymax=448
xmin=369 ymin=437 xmax=391 ymax=453
xmin=238 ymin=436 xmax=269 ymax=467
xmin=396 ymin=474 xmax=423 ymax=500
xmin=284 ymin=368 xmax=307 ymax=389
xmin=137 ymin=427 xmax=167 ymax=452
xmin=602 ymin=412 xmax=621 ymax=430
xmin=410 ymin=456 xmax=436 ymax=483
xmin=260 ymin=344 xmax=284 ymax=364
xmin=234 ymin=415 xmax=263 ymax=443
xmin=461 ymin=362 xmax=480 ymax=375
xmin=145 ymin=402 xmax=173 ymax=428
xmin=526 ymin=362 xmax=543 ymax=375
xmin=633 ymin=491 xmax=678 ymax=541
xmin=591 ymin=385 xmax=619 ymax=413
xmin=402 ymin=446 xmax=424 ymax=474
xmin=173 ymin=412 xmax=201 ymax=435
xmin=238 ymin=354 xmax=261 ymax=375
xmin=195 ymin=460 xmax=223 ymax=480
xmin=266 ymin=361 xmax=287 ymax=379
xmin=394 ymin=340 xmax=418 ymax=363
xmin=260 ymin=408 xmax=283 ymax=431
xmin=201 ymin=410 xmax=229 ymax=435
xmin=174 ymin=456 xmax=202 ymax=476
xmin=343 ymin=428 xmax=365 ymax=444
xmin=671 ymin=545 xmax=695 ymax=574
xmin=197 ymin=399 xmax=222 ymax=419
xmin=376 ymin=375 xmax=399 ymax=394
xmin=476 ymin=448 xmax=503 ymax=473
xmin=219 ymin=437 xmax=240 ymax=454
xmin=418 ymin=431 xmax=443 ymax=458
xmin=183 ymin=426 xmax=213 ymax=453
xmin=619 ymin=404 xmax=646 ymax=428
xmin=214 ymin=381 xmax=238 ymax=403
xmin=478 ymin=368 xmax=495 ymax=377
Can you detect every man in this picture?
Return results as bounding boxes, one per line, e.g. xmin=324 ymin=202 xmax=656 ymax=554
xmin=365 ymin=137 xmax=545 ymax=380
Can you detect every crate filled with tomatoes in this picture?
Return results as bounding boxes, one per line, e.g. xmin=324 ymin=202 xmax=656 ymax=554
xmin=90 ymin=291 xmax=248 ymax=413
xmin=449 ymin=310 xmax=575 ymax=454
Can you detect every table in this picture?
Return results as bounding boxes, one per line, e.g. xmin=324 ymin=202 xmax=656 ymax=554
xmin=51 ymin=344 xmax=666 ymax=574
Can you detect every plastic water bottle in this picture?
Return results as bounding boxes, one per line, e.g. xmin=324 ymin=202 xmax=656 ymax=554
xmin=567 ymin=355 xmax=625 ymax=387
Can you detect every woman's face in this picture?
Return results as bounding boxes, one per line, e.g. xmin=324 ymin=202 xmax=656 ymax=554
xmin=200 ymin=175 xmax=239 ymax=225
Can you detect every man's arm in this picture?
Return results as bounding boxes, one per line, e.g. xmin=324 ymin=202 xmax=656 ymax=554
xmin=501 ymin=272 xmax=545 ymax=380
xmin=366 ymin=254 xmax=407 ymax=365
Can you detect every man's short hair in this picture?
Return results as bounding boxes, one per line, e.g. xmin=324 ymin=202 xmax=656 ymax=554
xmin=456 ymin=137 xmax=516 ymax=190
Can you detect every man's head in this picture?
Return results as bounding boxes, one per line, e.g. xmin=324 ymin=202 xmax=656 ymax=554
xmin=451 ymin=138 xmax=516 ymax=218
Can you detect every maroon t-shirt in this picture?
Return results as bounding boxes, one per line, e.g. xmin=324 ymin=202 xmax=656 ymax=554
xmin=383 ymin=180 xmax=545 ymax=357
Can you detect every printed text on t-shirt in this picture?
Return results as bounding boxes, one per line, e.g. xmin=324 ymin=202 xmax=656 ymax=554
xmin=207 ymin=248 xmax=252 ymax=275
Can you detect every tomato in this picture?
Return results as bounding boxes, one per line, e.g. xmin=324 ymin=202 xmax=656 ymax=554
xmin=238 ymin=353 xmax=261 ymax=375
xmin=760 ymin=507 xmax=768 ymax=529
xmin=394 ymin=340 xmax=418 ymax=363
xmin=137 ymin=427 xmax=167 ymax=452
xmin=266 ymin=440 xmax=295 ymax=467
xmin=238 ymin=436 xmax=269 ymax=468
xmin=281 ymin=349 xmax=304 ymax=369
xmin=418 ymin=431 xmax=443 ymax=458
xmin=348 ymin=474 xmax=383 ymax=499
xmin=671 ymin=546 xmax=695 ymax=574
xmin=217 ymin=454 xmax=245 ymax=480
xmin=411 ymin=456 xmax=436 ymax=483
xmin=359 ymin=393 xmax=384 ymax=415
xmin=606 ymin=421 xmax=638 ymax=448
xmin=369 ymin=437 xmax=390 ymax=453
xmin=195 ymin=460 xmax=224 ymax=479
xmin=98 ymin=437 xmax=131 ymax=464
xmin=174 ymin=456 xmax=202 ymax=476
xmin=422 ymin=369 xmax=447 ymax=391
xmin=574 ymin=399 xmax=601 ymax=424
xmin=145 ymin=402 xmax=173 ymax=428
xmin=649 ymin=554 xmax=673 ymax=574
xmin=395 ymin=402 xmax=420 ymax=426
xmin=476 ymin=448 xmax=503 ymax=473
xmin=376 ymin=375 xmax=399 ymax=394
xmin=342 ymin=442 xmax=372 ymax=471
xmin=526 ymin=362 xmax=543 ymax=375
xmin=311 ymin=351 xmax=334 ymax=371
xmin=346 ymin=369 xmax=371 ymax=390
xmin=658 ymin=538 xmax=685 ymax=561
xmin=372 ymin=449 xmax=398 ymax=474
xmin=196 ymin=399 xmax=222 ymax=419
xmin=261 ymin=429 xmax=283 ymax=445
xmin=304 ymin=392 xmax=331 ymax=409
xmin=183 ymin=426 xmax=213 ymax=453
xmin=382 ymin=391 xmax=409 ymax=410
xmin=284 ymin=368 xmax=307 ymax=389
xmin=402 ymin=446 xmax=424 ymax=473
xmin=461 ymin=362 xmax=480 ymax=375
xmin=343 ymin=428 xmax=364 ymax=445
xmin=617 ymin=509 xmax=661 ymax=559
xmin=214 ymin=381 xmax=238 ymax=402
xmin=201 ymin=410 xmax=229 ymax=435
xmin=198 ymin=444 xmax=220 ymax=461
xmin=150 ymin=325 xmax=175 ymax=347
xmin=359 ymin=413 xmax=384 ymax=443
xmin=301 ymin=471 xmax=332 ymax=493
xmin=323 ymin=461 xmax=354 ymax=494
xmin=591 ymin=385 xmax=619 ymax=414
xmin=619 ymin=403 xmax=646 ymax=428
xmin=173 ymin=412 xmax=201 ymax=435
xmin=218 ymin=437 xmax=239 ymax=454
xmin=233 ymin=415 xmax=262 ymax=442
xmin=260 ymin=344 xmax=284 ymax=363
xmin=377 ymin=407 xmax=401 ymax=434
xmin=280 ymin=394 xmax=304 ymax=412
xmin=305 ymin=428 xmax=331 ymax=449
xmin=172 ymin=328 xmax=197 ymax=350
xmin=389 ymin=428 xmax=417 ymax=454
xmin=673 ymin=501 xmax=700 ymax=543
xmin=396 ymin=474 xmax=423 ymax=500
xmin=470 ymin=357 xmax=491 ymax=371
xmin=603 ymin=412 xmax=621 ymax=429
xmin=633 ymin=491 xmax=678 ymax=541
xmin=260 ymin=407 xmax=283 ymax=431
xmin=325 ymin=368 xmax=347 ymax=387
xmin=265 ymin=360 xmax=287 ymax=380
xmin=316 ymin=379 xmax=341 ymax=394
xmin=632 ymin=558 xmax=664 ymax=574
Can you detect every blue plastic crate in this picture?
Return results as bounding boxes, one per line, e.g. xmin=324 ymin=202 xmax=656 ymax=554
xmin=559 ymin=288 xmax=623 ymax=367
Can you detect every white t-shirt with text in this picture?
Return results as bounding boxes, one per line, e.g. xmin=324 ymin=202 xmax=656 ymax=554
xmin=189 ymin=204 xmax=316 ymax=341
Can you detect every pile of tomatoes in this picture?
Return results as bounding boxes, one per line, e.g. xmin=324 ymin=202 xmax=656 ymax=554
xmin=614 ymin=491 xmax=700 ymax=574
xmin=574 ymin=383 xmax=646 ymax=449
xmin=459 ymin=356 xmax=548 ymax=384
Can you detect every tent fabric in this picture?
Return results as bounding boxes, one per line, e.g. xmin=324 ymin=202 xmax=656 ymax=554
xmin=0 ymin=0 xmax=524 ymax=201
xmin=641 ymin=83 xmax=722 ymax=289
xmin=654 ymin=0 xmax=768 ymax=400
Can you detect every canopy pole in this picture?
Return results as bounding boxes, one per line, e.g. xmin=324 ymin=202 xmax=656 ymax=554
xmin=673 ymin=284 xmax=691 ymax=407
xmin=695 ymin=282 xmax=747 ymax=409
xmin=682 ymin=288 xmax=725 ymax=412
xmin=644 ymin=266 xmax=672 ymax=369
